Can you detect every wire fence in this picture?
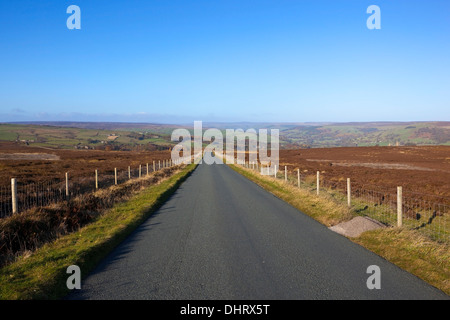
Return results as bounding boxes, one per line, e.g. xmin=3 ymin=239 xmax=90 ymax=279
xmin=0 ymin=159 xmax=175 ymax=219
xmin=244 ymin=162 xmax=449 ymax=243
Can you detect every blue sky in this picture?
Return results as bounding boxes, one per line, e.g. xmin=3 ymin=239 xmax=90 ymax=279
xmin=0 ymin=0 xmax=449 ymax=123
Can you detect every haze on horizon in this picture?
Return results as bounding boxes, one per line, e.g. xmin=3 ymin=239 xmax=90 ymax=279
xmin=1 ymin=0 xmax=449 ymax=124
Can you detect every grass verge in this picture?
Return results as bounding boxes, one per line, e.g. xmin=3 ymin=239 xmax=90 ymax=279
xmin=0 ymin=164 xmax=197 ymax=300
xmin=230 ymin=165 xmax=449 ymax=296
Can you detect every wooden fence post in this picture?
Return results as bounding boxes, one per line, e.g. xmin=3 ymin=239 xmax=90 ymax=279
xmin=65 ymin=172 xmax=69 ymax=197
xmin=139 ymin=165 xmax=142 ymax=178
xmin=285 ymin=166 xmax=287 ymax=182
xmin=128 ymin=166 xmax=131 ymax=179
xmin=159 ymin=160 xmax=161 ymax=170
xmin=316 ymin=171 xmax=320 ymax=195
xmin=147 ymin=163 xmax=149 ymax=176
xmin=347 ymin=178 xmax=351 ymax=207
xmin=11 ymin=178 xmax=17 ymax=214
xmin=297 ymin=169 xmax=300 ymax=188
xmin=114 ymin=168 xmax=117 ymax=185
xmin=274 ymin=165 xmax=277 ymax=178
xmin=153 ymin=161 xmax=156 ymax=172
xmin=397 ymin=186 xmax=403 ymax=227
xmin=95 ymin=170 xmax=98 ymax=189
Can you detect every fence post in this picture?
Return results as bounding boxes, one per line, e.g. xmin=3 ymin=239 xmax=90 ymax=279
xmin=147 ymin=163 xmax=149 ymax=176
xmin=95 ymin=170 xmax=98 ymax=189
xmin=159 ymin=160 xmax=161 ymax=170
xmin=397 ymin=186 xmax=403 ymax=227
xmin=153 ymin=161 xmax=156 ymax=172
xmin=274 ymin=165 xmax=277 ymax=178
xmin=65 ymin=172 xmax=69 ymax=197
xmin=316 ymin=171 xmax=320 ymax=195
xmin=128 ymin=166 xmax=131 ymax=179
xmin=11 ymin=178 xmax=17 ymax=214
xmin=114 ymin=168 xmax=117 ymax=185
xmin=347 ymin=178 xmax=351 ymax=207
xmin=297 ymin=169 xmax=300 ymax=188
xmin=285 ymin=166 xmax=287 ymax=182
xmin=139 ymin=165 xmax=142 ymax=178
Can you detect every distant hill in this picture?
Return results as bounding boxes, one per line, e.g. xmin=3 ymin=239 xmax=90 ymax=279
xmin=204 ymin=121 xmax=449 ymax=148
xmin=10 ymin=121 xmax=182 ymax=135
xmin=278 ymin=122 xmax=450 ymax=148
xmin=0 ymin=123 xmax=174 ymax=151
xmin=2 ymin=121 xmax=449 ymax=149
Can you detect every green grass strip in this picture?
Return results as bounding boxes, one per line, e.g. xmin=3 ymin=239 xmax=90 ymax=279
xmin=230 ymin=165 xmax=449 ymax=296
xmin=0 ymin=164 xmax=197 ymax=300
xmin=230 ymin=165 xmax=353 ymax=226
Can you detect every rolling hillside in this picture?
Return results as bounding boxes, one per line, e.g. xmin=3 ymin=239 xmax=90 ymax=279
xmin=1 ymin=121 xmax=449 ymax=150
xmin=0 ymin=124 xmax=174 ymax=150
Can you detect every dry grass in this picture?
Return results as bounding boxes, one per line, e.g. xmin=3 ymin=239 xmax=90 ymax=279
xmin=0 ymin=166 xmax=182 ymax=268
xmin=231 ymin=165 xmax=353 ymax=226
xmin=354 ymin=228 xmax=450 ymax=295
xmin=231 ymin=164 xmax=450 ymax=296
xmin=0 ymin=164 xmax=197 ymax=300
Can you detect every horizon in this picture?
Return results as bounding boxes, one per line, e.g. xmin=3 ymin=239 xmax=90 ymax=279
xmin=4 ymin=119 xmax=450 ymax=127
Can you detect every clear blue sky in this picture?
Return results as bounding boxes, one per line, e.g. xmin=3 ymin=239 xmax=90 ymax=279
xmin=0 ymin=0 xmax=449 ymax=123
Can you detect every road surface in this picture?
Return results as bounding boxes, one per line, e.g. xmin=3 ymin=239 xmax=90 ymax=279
xmin=69 ymin=163 xmax=448 ymax=300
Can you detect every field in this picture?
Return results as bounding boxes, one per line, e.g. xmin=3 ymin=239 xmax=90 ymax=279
xmin=0 ymin=124 xmax=174 ymax=150
xmin=238 ymin=146 xmax=450 ymax=243
xmin=0 ymin=141 xmax=174 ymax=218
xmin=0 ymin=141 xmax=172 ymax=186
xmin=279 ymin=122 xmax=450 ymax=148
xmin=4 ymin=121 xmax=449 ymax=151
xmin=279 ymin=146 xmax=450 ymax=201
xmin=207 ymin=121 xmax=450 ymax=148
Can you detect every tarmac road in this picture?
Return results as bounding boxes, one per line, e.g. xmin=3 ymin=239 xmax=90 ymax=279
xmin=69 ymin=163 xmax=448 ymax=300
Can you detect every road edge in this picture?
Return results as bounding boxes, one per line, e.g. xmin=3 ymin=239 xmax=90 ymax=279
xmin=0 ymin=164 xmax=198 ymax=300
xmin=229 ymin=164 xmax=450 ymax=297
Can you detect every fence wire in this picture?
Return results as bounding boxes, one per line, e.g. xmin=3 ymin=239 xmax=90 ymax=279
xmin=0 ymin=160 xmax=172 ymax=219
xmin=242 ymin=162 xmax=449 ymax=243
